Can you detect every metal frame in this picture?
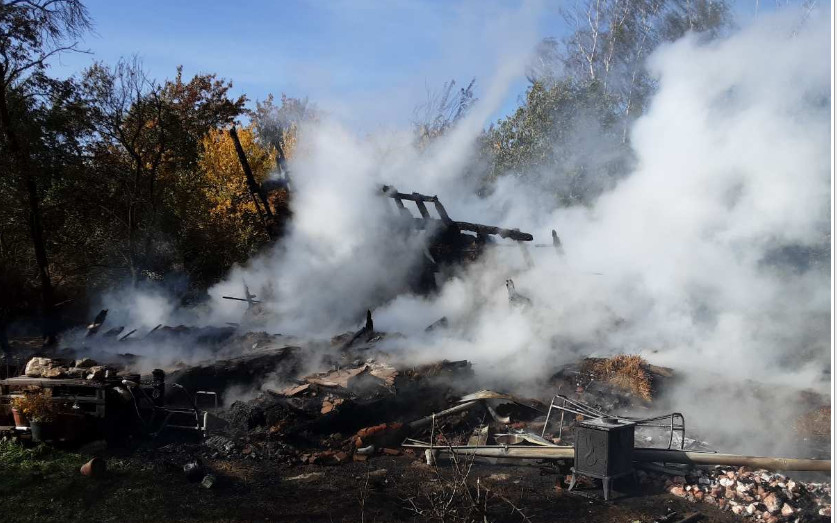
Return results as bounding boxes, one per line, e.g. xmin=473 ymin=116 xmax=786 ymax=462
xmin=541 ymin=394 xmax=686 ymax=450
xmin=122 ymin=380 xmax=207 ymax=438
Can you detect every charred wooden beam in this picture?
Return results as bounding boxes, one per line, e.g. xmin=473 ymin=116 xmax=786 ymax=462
xmin=86 ymin=309 xmax=108 ymax=337
xmin=552 ymin=229 xmax=564 ymax=256
xmin=342 ymin=310 xmax=374 ymax=350
xmin=222 ymin=296 xmax=262 ymax=304
xmin=454 ymin=221 xmax=533 ymax=242
xmin=382 ymin=186 xmax=437 ymax=203
xmin=412 ymin=193 xmax=431 ymax=218
xmin=432 ymin=199 xmax=453 ymax=225
xmin=103 ymin=326 xmax=124 ymax=337
xmin=424 ymin=316 xmax=449 ymax=332
xmin=229 ymin=126 xmax=278 ymax=240
xmin=144 ymin=324 xmax=162 ymax=339
xmin=381 ymin=185 xmax=533 ymax=241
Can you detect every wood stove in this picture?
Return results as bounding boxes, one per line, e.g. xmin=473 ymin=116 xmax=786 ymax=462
xmin=569 ymin=417 xmax=636 ymax=500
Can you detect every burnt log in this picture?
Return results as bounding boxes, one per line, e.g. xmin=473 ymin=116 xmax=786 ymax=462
xmin=229 ymin=126 xmax=278 ymax=239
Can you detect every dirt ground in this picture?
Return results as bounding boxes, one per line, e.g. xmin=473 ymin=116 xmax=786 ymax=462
xmin=0 ymin=440 xmax=755 ymax=523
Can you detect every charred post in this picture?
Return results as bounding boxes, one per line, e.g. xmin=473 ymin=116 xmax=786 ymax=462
xmin=229 ymin=126 xmax=278 ymax=240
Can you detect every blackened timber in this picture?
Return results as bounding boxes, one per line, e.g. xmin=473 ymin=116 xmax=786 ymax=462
xmin=382 ymin=186 xmax=436 ymax=202
xmin=222 ymin=296 xmax=262 ymax=304
xmin=455 ymin=221 xmax=533 ymax=241
xmin=229 ymin=126 xmax=278 ymax=239
xmin=412 ymin=193 xmax=431 ymax=218
xmin=342 ymin=310 xmax=374 ymax=349
xmin=552 ymin=229 xmax=564 ymax=256
xmin=144 ymin=324 xmax=162 ymax=338
xmin=382 ymin=185 xmax=533 ymax=241
xmin=432 ymin=199 xmax=452 ymax=224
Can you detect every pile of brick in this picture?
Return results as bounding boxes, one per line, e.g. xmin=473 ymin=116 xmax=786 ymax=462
xmin=643 ymin=466 xmax=831 ymax=521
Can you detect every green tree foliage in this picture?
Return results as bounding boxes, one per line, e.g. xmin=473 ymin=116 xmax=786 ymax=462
xmin=486 ymin=79 xmax=629 ymax=207
xmin=484 ymin=0 xmax=731 ymax=206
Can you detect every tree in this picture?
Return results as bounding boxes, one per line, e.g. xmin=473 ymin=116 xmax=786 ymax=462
xmin=251 ymin=93 xmax=316 ymax=170
xmin=81 ymin=60 xmax=246 ymax=286
xmin=555 ymin=0 xmax=731 ymax=138
xmin=412 ymin=78 xmax=477 ymax=145
xmin=485 ymin=0 xmax=732 ymax=207
xmin=485 ymin=79 xmax=628 ymax=207
xmin=0 ymin=0 xmax=91 ymax=344
xmin=177 ymin=124 xmax=276 ymax=285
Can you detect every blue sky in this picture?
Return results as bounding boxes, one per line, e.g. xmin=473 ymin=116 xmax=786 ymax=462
xmin=47 ymin=0 xmax=791 ymax=130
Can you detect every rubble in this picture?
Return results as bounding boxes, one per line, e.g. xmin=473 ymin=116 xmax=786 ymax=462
xmin=644 ymin=465 xmax=831 ymax=521
xmin=24 ymin=357 xmax=55 ymax=377
xmin=75 ymin=358 xmax=97 ymax=368
xmin=1 ymin=342 xmax=830 ymax=522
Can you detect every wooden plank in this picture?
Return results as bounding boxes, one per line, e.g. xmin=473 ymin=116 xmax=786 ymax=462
xmin=2 ymin=394 xmax=105 ymax=404
xmin=412 ymin=193 xmax=431 ymax=218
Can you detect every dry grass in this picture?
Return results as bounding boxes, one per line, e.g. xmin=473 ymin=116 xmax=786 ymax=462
xmin=584 ymin=355 xmax=653 ymax=401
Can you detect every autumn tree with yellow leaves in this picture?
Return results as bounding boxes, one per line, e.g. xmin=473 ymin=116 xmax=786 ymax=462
xmin=199 ymin=124 xmax=276 ymax=233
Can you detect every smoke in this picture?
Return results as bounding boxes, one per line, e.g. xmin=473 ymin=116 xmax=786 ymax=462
xmin=84 ymin=8 xmax=828 ymax=456
xmin=379 ymin=11 xmax=830 ymax=454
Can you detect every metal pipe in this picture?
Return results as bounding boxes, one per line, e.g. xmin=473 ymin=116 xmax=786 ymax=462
xmin=400 ymin=444 xmax=831 ymax=472
xmin=634 ymin=449 xmax=831 ymax=472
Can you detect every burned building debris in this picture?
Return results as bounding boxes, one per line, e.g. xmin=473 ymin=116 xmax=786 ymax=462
xmin=382 ymin=185 xmax=536 ymax=292
xmin=1 ymin=324 xmax=830 ymax=522
xmin=0 ymin=188 xmax=829 ymax=522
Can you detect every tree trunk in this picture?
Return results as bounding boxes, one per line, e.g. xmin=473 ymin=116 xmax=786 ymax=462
xmin=0 ymin=79 xmax=57 ymax=345
xmin=0 ymin=311 xmax=10 ymax=356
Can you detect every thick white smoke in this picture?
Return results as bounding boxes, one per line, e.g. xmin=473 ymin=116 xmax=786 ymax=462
xmin=378 ymin=11 xmax=830 ymax=454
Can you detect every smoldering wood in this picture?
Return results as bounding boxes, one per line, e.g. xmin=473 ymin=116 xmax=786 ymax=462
xmin=432 ymin=199 xmax=452 ymax=224
xmin=229 ymin=126 xmax=278 ymax=240
xmin=342 ymin=310 xmax=374 ymax=350
xmin=271 ymin=136 xmax=292 ymax=192
xmin=381 ymin=185 xmax=534 ymax=242
xmin=552 ymin=229 xmax=564 ymax=256
xmin=223 ymin=282 xmax=260 ymax=308
xmin=222 ymin=296 xmax=262 ymax=304
xmin=424 ymin=316 xmax=448 ymax=332
xmin=412 ymin=194 xmax=431 ymax=218
xmin=86 ymin=309 xmax=108 ymax=337
xmin=244 ymin=284 xmax=257 ymax=306
xmin=103 ymin=326 xmax=124 ymax=337
xmin=119 ymin=329 xmax=137 ymax=341
xmin=454 ymin=221 xmax=533 ymax=242
xmin=144 ymin=324 xmax=162 ymax=338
